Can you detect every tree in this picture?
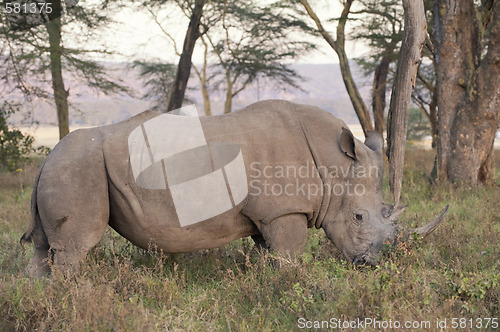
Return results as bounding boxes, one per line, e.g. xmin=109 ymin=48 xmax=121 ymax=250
xmin=165 ymin=0 xmax=206 ymax=112
xmin=45 ymin=16 xmax=69 ymax=139
xmin=192 ymin=36 xmax=211 ymax=115
xmin=132 ymin=60 xmax=177 ymax=112
xmin=0 ymin=0 xmax=126 ymax=139
xmin=0 ymin=101 xmax=48 ymax=171
xmin=351 ymin=0 xmax=403 ymax=134
xmin=206 ymin=0 xmax=313 ymax=114
xmin=352 ymin=0 xmax=439 ymax=143
xmin=299 ymin=0 xmax=373 ymax=135
xmin=144 ymin=0 xmax=314 ymax=114
xmin=386 ymin=0 xmax=427 ymax=207
xmin=144 ymin=3 xmax=212 ymax=115
xmin=432 ymin=0 xmax=499 ymax=185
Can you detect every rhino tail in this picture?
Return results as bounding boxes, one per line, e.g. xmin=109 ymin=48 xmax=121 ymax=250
xmin=20 ymin=160 xmax=47 ymax=251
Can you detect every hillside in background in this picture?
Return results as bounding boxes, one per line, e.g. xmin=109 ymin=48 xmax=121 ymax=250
xmin=5 ymin=63 xmax=371 ymax=127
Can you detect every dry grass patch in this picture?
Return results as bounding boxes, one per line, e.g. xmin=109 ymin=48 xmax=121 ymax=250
xmin=0 ymin=150 xmax=499 ymax=331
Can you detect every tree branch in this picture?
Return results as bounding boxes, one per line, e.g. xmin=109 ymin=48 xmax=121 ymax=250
xmin=350 ymin=9 xmax=398 ymax=24
xmin=298 ymin=0 xmax=338 ymax=52
xmin=299 ymin=0 xmax=373 ymax=135
xmin=147 ymin=6 xmax=181 ymax=57
xmin=416 ymin=68 xmax=435 ymax=94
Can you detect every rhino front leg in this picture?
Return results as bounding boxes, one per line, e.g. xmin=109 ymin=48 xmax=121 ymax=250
xmin=258 ymin=214 xmax=308 ymax=261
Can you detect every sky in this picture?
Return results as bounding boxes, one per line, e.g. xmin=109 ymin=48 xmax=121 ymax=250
xmin=90 ymin=1 xmax=370 ymax=65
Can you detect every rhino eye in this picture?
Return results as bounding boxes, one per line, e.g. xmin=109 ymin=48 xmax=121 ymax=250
xmin=355 ymin=214 xmax=363 ymax=221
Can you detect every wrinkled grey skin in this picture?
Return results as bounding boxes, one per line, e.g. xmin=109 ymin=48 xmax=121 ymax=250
xmin=323 ymin=128 xmax=399 ymax=265
xmin=21 ymin=100 xmax=401 ymax=277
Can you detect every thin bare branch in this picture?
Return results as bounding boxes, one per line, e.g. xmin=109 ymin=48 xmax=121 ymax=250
xmin=416 ymin=69 xmax=435 ymax=94
xmin=147 ymin=7 xmax=181 ymax=57
xmin=299 ymin=0 xmax=338 ymax=52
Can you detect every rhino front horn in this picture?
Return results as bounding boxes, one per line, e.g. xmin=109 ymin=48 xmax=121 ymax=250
xmin=409 ymin=205 xmax=449 ymax=238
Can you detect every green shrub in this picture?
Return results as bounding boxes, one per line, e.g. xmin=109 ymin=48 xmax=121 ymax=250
xmin=0 ymin=102 xmax=49 ymax=171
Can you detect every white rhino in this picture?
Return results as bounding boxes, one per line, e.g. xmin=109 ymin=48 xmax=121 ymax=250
xmin=20 ymin=100 xmax=447 ymax=277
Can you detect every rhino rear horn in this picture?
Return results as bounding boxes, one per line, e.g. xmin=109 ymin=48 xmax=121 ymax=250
xmin=388 ymin=205 xmax=407 ymax=223
xmin=409 ymin=205 xmax=449 ymax=238
xmin=364 ymin=131 xmax=384 ymax=160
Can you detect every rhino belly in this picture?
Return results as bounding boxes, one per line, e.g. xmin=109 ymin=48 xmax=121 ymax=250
xmin=107 ymin=184 xmax=256 ymax=253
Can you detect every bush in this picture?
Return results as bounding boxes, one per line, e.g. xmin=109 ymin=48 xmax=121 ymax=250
xmin=0 ymin=102 xmax=49 ymax=171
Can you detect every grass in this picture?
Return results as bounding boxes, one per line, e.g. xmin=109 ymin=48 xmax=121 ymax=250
xmin=0 ymin=149 xmax=499 ymax=331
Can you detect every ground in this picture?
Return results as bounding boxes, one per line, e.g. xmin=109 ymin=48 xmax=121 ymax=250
xmin=0 ymin=149 xmax=499 ymax=331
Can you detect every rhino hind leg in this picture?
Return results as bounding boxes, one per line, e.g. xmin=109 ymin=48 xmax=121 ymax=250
xmin=25 ymin=213 xmax=108 ymax=276
xmin=258 ymin=214 xmax=308 ymax=261
xmin=36 ymin=186 xmax=109 ymax=274
xmin=33 ymin=132 xmax=110 ymax=275
xmin=23 ymin=218 xmax=51 ymax=278
xmin=44 ymin=213 xmax=109 ymax=274
xmin=27 ymin=248 xmax=51 ymax=278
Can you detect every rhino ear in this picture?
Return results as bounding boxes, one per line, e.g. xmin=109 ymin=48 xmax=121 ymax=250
xmin=340 ymin=127 xmax=357 ymax=160
xmin=364 ymin=131 xmax=384 ymax=159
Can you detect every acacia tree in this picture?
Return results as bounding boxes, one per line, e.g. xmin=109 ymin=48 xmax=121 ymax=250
xmin=132 ymin=60 xmax=177 ymax=112
xmin=206 ymin=0 xmax=313 ymax=114
xmin=45 ymin=16 xmax=69 ymax=139
xmin=165 ymin=0 xmax=206 ymax=112
xmin=144 ymin=3 xmax=211 ymax=114
xmin=301 ymin=0 xmax=428 ymax=206
xmin=143 ymin=0 xmax=314 ymax=114
xmin=194 ymin=36 xmax=211 ymax=115
xmin=432 ymin=0 xmax=499 ymax=185
xmin=1 ymin=0 xmax=127 ymax=139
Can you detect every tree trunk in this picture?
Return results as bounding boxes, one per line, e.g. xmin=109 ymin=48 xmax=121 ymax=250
xmin=45 ymin=17 xmax=69 ymax=140
xmin=201 ymin=77 xmax=211 ymax=116
xmin=387 ymin=0 xmax=427 ymax=207
xmin=337 ymin=46 xmax=373 ymax=135
xmin=223 ymin=94 xmax=232 ymax=114
xmin=224 ymin=72 xmax=233 ymax=114
xmin=433 ymin=0 xmax=499 ymax=185
xmin=428 ymin=92 xmax=438 ymax=148
xmin=200 ymin=38 xmax=211 ymax=116
xmin=372 ymin=54 xmax=391 ymax=134
xmin=299 ymin=0 xmax=374 ymax=136
xmin=166 ymin=0 xmax=206 ymax=112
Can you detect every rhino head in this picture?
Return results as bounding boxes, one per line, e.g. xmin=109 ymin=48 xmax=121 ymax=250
xmin=320 ymin=128 xmax=447 ymax=266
